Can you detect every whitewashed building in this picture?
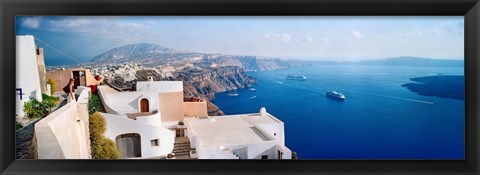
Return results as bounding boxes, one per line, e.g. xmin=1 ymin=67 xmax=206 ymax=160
xmin=184 ymin=108 xmax=292 ymax=159
xmin=97 ymin=78 xmax=291 ymax=159
xmin=97 ymin=79 xmax=206 ymax=158
xmin=16 ymin=35 xmax=47 ymax=118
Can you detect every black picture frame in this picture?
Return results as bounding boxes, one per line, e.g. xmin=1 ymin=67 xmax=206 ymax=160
xmin=1 ymin=0 xmax=479 ymax=174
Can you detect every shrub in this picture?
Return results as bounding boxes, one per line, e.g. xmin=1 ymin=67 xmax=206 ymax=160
xmin=89 ymin=112 xmax=106 ymax=142
xmin=93 ymin=138 xmax=120 ymax=159
xmin=88 ymin=93 xmax=105 ymax=115
xmin=16 ymin=121 xmax=23 ymax=130
xmin=42 ymin=93 xmax=60 ymax=104
xmin=23 ymin=98 xmax=55 ymax=119
xmin=89 ymin=112 xmax=120 ymax=159
xmin=47 ymin=78 xmax=57 ymax=93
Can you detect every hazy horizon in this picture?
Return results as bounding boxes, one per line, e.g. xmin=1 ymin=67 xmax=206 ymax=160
xmin=16 ymin=16 xmax=464 ymax=65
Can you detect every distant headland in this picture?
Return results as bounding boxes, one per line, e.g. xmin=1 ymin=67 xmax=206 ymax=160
xmin=401 ymin=75 xmax=464 ymax=100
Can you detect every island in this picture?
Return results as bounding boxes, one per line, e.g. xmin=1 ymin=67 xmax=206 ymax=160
xmin=401 ymin=75 xmax=464 ymax=100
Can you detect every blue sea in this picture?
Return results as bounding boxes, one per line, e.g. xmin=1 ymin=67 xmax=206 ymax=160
xmin=212 ymin=65 xmax=464 ymax=160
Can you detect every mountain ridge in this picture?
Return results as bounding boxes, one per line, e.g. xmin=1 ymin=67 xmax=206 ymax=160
xmin=90 ymin=43 xmax=464 ymax=69
xmin=91 ymin=43 xmax=177 ymax=62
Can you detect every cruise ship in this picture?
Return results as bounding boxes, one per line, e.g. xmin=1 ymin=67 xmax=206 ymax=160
xmin=326 ymin=91 xmax=345 ymax=101
xmin=286 ymin=74 xmax=307 ymax=80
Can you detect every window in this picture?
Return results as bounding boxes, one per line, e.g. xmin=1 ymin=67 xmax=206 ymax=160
xmin=261 ymin=155 xmax=268 ymax=159
xmin=151 ymin=139 xmax=159 ymax=146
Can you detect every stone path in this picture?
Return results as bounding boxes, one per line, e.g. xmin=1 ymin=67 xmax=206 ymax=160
xmin=16 ymin=121 xmax=38 ymax=159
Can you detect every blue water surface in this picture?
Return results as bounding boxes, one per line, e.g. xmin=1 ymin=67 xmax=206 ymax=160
xmin=212 ymin=65 xmax=464 ymax=160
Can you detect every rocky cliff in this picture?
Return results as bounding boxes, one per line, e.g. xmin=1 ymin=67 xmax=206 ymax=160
xmin=204 ymin=55 xmax=311 ymax=71
xmin=109 ymin=66 xmax=253 ymax=116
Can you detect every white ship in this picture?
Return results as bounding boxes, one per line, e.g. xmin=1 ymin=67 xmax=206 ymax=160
xmin=227 ymin=89 xmax=239 ymax=96
xmin=326 ymin=91 xmax=345 ymax=101
xmin=286 ymin=74 xmax=307 ymax=80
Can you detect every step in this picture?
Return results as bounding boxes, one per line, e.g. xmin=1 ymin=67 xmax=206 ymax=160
xmin=174 ymin=143 xmax=191 ymax=145
xmin=174 ymin=143 xmax=190 ymax=145
xmin=173 ymin=150 xmax=192 ymax=153
xmin=172 ymin=153 xmax=190 ymax=156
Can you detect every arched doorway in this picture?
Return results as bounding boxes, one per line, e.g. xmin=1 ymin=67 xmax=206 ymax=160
xmin=140 ymin=98 xmax=149 ymax=113
xmin=115 ymin=133 xmax=142 ymax=158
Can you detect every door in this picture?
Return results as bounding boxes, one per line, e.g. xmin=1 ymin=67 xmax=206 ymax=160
xmin=140 ymin=99 xmax=149 ymax=112
xmin=72 ymin=71 xmax=80 ymax=89
xmin=175 ymin=129 xmax=185 ymax=137
xmin=115 ymin=133 xmax=142 ymax=158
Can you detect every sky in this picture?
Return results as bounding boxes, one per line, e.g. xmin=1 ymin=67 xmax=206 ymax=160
xmin=16 ymin=16 xmax=464 ymax=66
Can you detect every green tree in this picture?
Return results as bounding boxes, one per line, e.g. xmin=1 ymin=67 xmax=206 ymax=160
xmin=89 ymin=112 xmax=120 ymax=159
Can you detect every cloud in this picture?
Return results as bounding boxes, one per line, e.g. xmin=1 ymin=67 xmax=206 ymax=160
xmin=22 ymin=17 xmax=42 ymax=29
xmin=264 ymin=33 xmax=280 ymax=40
xmin=304 ymin=36 xmax=313 ymax=42
xmin=280 ymin=34 xmax=292 ymax=43
xmin=64 ymin=18 xmax=93 ymax=27
xmin=350 ymin=30 xmax=362 ymax=39
xmin=265 ymin=33 xmax=292 ymax=43
xmin=36 ymin=17 xmax=158 ymax=44
xmin=440 ymin=21 xmax=464 ymax=36
xmin=398 ymin=31 xmax=424 ymax=38
xmin=399 ymin=21 xmax=463 ymax=39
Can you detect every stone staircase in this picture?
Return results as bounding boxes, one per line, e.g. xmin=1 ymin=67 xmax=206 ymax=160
xmin=232 ymin=152 xmax=241 ymax=159
xmin=172 ymin=142 xmax=192 ymax=156
xmin=172 ymin=137 xmax=194 ymax=159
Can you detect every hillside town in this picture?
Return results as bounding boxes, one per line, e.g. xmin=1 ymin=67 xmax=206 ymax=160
xmin=16 ymin=35 xmax=293 ymax=160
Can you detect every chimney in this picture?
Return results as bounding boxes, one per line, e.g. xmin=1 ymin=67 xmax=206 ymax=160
xmin=260 ymin=107 xmax=267 ymax=117
xmin=147 ymin=76 xmax=153 ymax=82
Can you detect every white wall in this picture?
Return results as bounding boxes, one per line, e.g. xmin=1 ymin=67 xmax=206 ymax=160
xmin=255 ymin=122 xmax=285 ymax=146
xmin=196 ymin=148 xmax=239 ymax=159
xmin=16 ymin=35 xmax=43 ymax=117
xmin=246 ymin=140 xmax=278 ymax=159
xmin=136 ymin=81 xmax=183 ymax=93
xmin=98 ymin=85 xmax=166 ymax=116
xmin=230 ymin=145 xmax=248 ymax=159
xmin=35 ymin=87 xmax=91 ymax=159
xmin=102 ymin=112 xmax=175 ymax=159
xmin=276 ymin=144 xmax=292 ymax=159
xmin=107 ymin=91 xmax=159 ymax=114
xmin=97 ymin=86 xmax=121 ymax=115
xmin=134 ymin=112 xmax=162 ymax=127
